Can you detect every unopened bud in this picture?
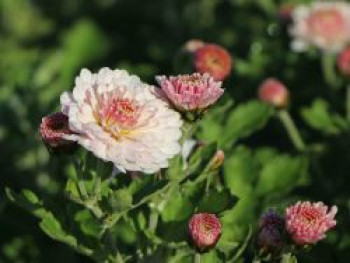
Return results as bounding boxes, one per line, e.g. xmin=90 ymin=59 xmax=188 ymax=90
xmin=39 ymin=112 xmax=77 ymax=154
xmin=189 ymin=213 xmax=221 ymax=252
xmin=210 ymin=150 xmax=225 ymax=170
xmin=194 ymin=44 xmax=232 ymax=81
xmin=337 ymin=47 xmax=350 ymax=77
xmin=258 ymin=78 xmax=289 ymax=108
xmin=257 ymin=209 xmax=285 ymax=253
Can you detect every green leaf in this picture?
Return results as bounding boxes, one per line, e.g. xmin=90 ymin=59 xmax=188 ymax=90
xmin=301 ymin=98 xmax=348 ymax=135
xmin=39 ymin=213 xmax=78 ymax=247
xmin=197 ymin=188 xmax=238 ymax=215
xmin=220 ymin=100 xmax=273 ymax=147
xmin=5 ymin=188 xmax=47 ymax=218
xmin=223 ymin=147 xmax=257 ymax=197
xmin=107 ymin=188 xmax=133 ymax=212
xmin=161 ymin=191 xmax=194 ymax=222
xmin=74 ymin=210 xmax=101 ymax=238
xmin=256 ymin=155 xmax=306 ymax=196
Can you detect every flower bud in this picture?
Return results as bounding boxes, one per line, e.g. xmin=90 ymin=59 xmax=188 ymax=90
xmin=39 ymin=112 xmax=77 ymax=153
xmin=257 ymin=209 xmax=285 ymax=253
xmin=258 ymin=78 xmax=289 ymax=108
xmin=337 ymin=47 xmax=350 ymax=77
xmin=210 ymin=150 xmax=225 ymax=170
xmin=194 ymin=44 xmax=232 ymax=81
xmin=156 ymin=73 xmax=224 ymax=114
xmin=188 ymin=213 xmax=222 ymax=252
xmin=278 ymin=4 xmax=294 ymax=22
xmin=285 ymin=201 xmax=337 ymax=245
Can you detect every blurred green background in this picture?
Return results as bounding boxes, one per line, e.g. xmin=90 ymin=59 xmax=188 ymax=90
xmin=1 ymin=0 xmax=350 ymax=262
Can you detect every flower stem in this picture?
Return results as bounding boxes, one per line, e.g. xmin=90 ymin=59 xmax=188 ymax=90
xmin=278 ymin=109 xmax=306 ymax=152
xmin=149 ymin=209 xmax=159 ymax=233
xmin=322 ymin=53 xmax=340 ymax=90
xmin=194 ymin=252 xmax=201 ymax=263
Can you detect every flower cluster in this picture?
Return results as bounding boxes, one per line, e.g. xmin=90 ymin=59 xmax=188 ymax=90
xmin=40 ymin=68 xmax=225 ymax=174
xmin=290 ymin=1 xmax=350 ymax=53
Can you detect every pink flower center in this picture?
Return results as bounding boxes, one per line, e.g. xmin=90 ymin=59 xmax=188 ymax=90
xmin=307 ymin=9 xmax=346 ymax=41
xmin=299 ymin=208 xmax=322 ymax=225
xmin=96 ymin=96 xmax=141 ymax=139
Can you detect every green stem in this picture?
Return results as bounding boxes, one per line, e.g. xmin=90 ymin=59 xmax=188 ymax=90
xmin=346 ymin=85 xmax=350 ymax=121
xmin=322 ymin=53 xmax=340 ymax=90
xmin=278 ymin=109 xmax=306 ymax=152
xmin=194 ymin=252 xmax=201 ymax=263
xmin=149 ymin=209 xmax=159 ymax=233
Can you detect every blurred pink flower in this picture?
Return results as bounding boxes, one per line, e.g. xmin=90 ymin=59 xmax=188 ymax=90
xmin=258 ymin=209 xmax=285 ymax=252
xmin=337 ymin=46 xmax=350 ymax=76
xmin=290 ymin=2 xmax=350 ymax=53
xmin=39 ymin=112 xmax=77 ymax=153
xmin=194 ymin=44 xmax=232 ymax=81
xmin=258 ymin=78 xmax=289 ymax=108
xmin=156 ymin=73 xmax=224 ymax=113
xmin=285 ymin=201 xmax=337 ymax=245
xmin=189 ymin=213 xmax=221 ymax=251
xmin=61 ymin=68 xmax=182 ymax=173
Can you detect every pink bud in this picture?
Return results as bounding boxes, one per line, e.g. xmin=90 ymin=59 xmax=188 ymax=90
xmin=285 ymin=201 xmax=337 ymax=245
xmin=39 ymin=112 xmax=77 ymax=153
xmin=194 ymin=44 xmax=232 ymax=81
xmin=210 ymin=150 xmax=225 ymax=170
xmin=189 ymin=213 xmax=222 ymax=251
xmin=278 ymin=4 xmax=294 ymax=21
xmin=156 ymin=73 xmax=224 ymax=113
xmin=258 ymin=78 xmax=289 ymax=108
xmin=257 ymin=209 xmax=285 ymax=252
xmin=337 ymin=47 xmax=350 ymax=76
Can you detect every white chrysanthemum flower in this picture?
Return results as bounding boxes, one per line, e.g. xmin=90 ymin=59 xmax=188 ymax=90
xmin=60 ymin=68 xmax=183 ymax=173
xmin=290 ymin=1 xmax=350 ymax=53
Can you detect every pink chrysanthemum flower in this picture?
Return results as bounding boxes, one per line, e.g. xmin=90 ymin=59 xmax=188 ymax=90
xmin=258 ymin=209 xmax=285 ymax=252
xmin=60 ymin=68 xmax=182 ymax=173
xmin=290 ymin=2 xmax=350 ymax=53
xmin=337 ymin=46 xmax=350 ymax=77
xmin=194 ymin=44 xmax=232 ymax=81
xmin=39 ymin=112 xmax=77 ymax=153
xmin=285 ymin=201 xmax=337 ymax=245
xmin=156 ymin=73 xmax=224 ymax=113
xmin=258 ymin=78 xmax=289 ymax=108
xmin=189 ymin=213 xmax=222 ymax=251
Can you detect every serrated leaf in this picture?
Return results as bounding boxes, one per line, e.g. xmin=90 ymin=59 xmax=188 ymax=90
xmin=301 ymin=98 xmax=348 ymax=135
xmin=223 ymin=147 xmax=257 ymax=197
xmin=40 ymin=213 xmax=78 ymax=247
xmin=197 ymin=188 xmax=238 ymax=215
xmin=256 ymin=155 xmax=306 ymax=196
xmin=161 ymin=192 xmax=194 ymax=222
xmin=221 ymin=100 xmax=273 ymax=147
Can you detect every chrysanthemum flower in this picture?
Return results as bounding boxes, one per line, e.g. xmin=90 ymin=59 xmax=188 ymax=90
xmin=39 ymin=112 xmax=77 ymax=153
xmin=290 ymin=2 xmax=350 ymax=53
xmin=337 ymin=46 xmax=350 ymax=76
xmin=60 ymin=68 xmax=182 ymax=173
xmin=257 ymin=209 xmax=285 ymax=252
xmin=285 ymin=201 xmax=337 ymax=245
xmin=258 ymin=78 xmax=289 ymax=108
xmin=194 ymin=44 xmax=232 ymax=81
xmin=156 ymin=73 xmax=224 ymax=113
xmin=188 ymin=213 xmax=222 ymax=252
